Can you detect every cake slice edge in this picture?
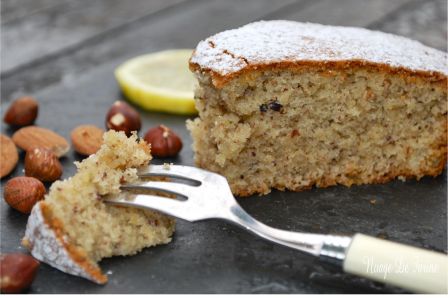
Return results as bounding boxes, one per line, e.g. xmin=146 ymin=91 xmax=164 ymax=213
xmin=23 ymin=201 xmax=107 ymax=284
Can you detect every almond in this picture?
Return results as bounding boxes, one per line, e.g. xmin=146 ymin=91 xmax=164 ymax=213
xmin=4 ymin=177 xmax=46 ymax=214
xmin=12 ymin=126 xmax=69 ymax=157
xmin=25 ymin=148 xmax=62 ymax=182
xmin=0 ymin=253 xmax=40 ymax=293
xmin=0 ymin=134 xmax=19 ymax=178
xmin=71 ymin=125 xmax=104 ymax=156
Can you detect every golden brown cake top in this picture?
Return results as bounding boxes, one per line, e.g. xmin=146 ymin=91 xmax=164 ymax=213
xmin=190 ymin=21 xmax=447 ymax=87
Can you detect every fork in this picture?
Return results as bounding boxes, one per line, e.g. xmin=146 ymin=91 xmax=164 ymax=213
xmin=106 ymin=164 xmax=447 ymax=293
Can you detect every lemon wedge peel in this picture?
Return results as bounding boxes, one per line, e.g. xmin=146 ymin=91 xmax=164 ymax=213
xmin=115 ymin=49 xmax=197 ymax=115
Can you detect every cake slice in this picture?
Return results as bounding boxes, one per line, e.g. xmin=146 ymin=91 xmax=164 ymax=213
xmin=22 ymin=131 xmax=175 ymax=284
xmin=187 ymin=20 xmax=447 ymax=196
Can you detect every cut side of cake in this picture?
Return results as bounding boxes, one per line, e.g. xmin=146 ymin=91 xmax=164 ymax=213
xmin=22 ymin=131 xmax=175 ymax=284
xmin=187 ymin=20 xmax=447 ymax=197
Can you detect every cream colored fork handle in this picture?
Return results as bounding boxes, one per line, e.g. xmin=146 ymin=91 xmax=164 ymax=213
xmin=343 ymin=234 xmax=448 ymax=293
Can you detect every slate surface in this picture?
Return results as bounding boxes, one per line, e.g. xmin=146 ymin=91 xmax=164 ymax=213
xmin=1 ymin=0 xmax=446 ymax=294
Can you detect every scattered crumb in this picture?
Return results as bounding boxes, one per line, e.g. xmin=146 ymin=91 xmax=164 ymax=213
xmin=369 ymin=197 xmax=385 ymax=205
xmin=163 ymin=163 xmax=174 ymax=170
xmin=312 ymin=223 xmax=322 ymax=232
xmin=376 ymin=232 xmax=389 ymax=239
xmin=398 ymin=176 xmax=407 ymax=182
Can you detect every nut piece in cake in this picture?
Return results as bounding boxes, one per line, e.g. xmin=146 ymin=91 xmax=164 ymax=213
xmin=22 ymin=131 xmax=175 ymax=284
xmin=188 ymin=21 xmax=447 ymax=196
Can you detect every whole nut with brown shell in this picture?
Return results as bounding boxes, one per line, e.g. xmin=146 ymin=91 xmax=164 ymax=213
xmin=3 ymin=177 xmax=46 ymax=214
xmin=0 ymin=253 xmax=40 ymax=293
xmin=25 ymin=148 xmax=63 ymax=182
xmin=71 ymin=125 xmax=104 ymax=156
xmin=0 ymin=134 xmax=19 ymax=178
xmin=105 ymin=101 xmax=141 ymax=136
xmin=144 ymin=125 xmax=183 ymax=157
xmin=12 ymin=126 xmax=70 ymax=157
xmin=3 ymin=96 xmax=39 ymax=127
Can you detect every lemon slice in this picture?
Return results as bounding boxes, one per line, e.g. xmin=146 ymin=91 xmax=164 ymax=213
xmin=115 ymin=49 xmax=197 ymax=115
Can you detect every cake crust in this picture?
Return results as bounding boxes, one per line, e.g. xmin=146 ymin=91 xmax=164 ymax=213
xmin=190 ymin=21 xmax=447 ymax=88
xmin=23 ymin=202 xmax=107 ymax=284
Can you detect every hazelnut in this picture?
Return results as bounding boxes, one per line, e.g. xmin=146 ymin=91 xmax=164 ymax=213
xmin=25 ymin=148 xmax=62 ymax=182
xmin=105 ymin=101 xmax=141 ymax=136
xmin=3 ymin=96 xmax=39 ymax=126
xmin=4 ymin=177 xmax=46 ymax=214
xmin=0 ymin=253 xmax=40 ymax=293
xmin=144 ymin=125 xmax=183 ymax=157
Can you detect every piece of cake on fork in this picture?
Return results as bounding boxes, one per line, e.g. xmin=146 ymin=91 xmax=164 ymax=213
xmin=187 ymin=20 xmax=447 ymax=196
xmin=22 ymin=131 xmax=175 ymax=284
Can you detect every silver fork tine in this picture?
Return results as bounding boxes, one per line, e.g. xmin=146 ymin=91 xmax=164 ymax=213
xmin=121 ymin=181 xmax=196 ymax=198
xmin=108 ymin=193 xmax=186 ymax=218
xmin=138 ymin=164 xmax=209 ymax=181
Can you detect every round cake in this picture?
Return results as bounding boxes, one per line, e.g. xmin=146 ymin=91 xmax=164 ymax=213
xmin=187 ymin=20 xmax=447 ymax=196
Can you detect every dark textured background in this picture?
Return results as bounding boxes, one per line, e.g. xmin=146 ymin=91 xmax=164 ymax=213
xmin=1 ymin=0 xmax=447 ymax=293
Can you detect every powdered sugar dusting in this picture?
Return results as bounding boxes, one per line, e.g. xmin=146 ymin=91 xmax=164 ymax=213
xmin=191 ymin=20 xmax=447 ymax=77
xmin=23 ymin=202 xmax=101 ymax=284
